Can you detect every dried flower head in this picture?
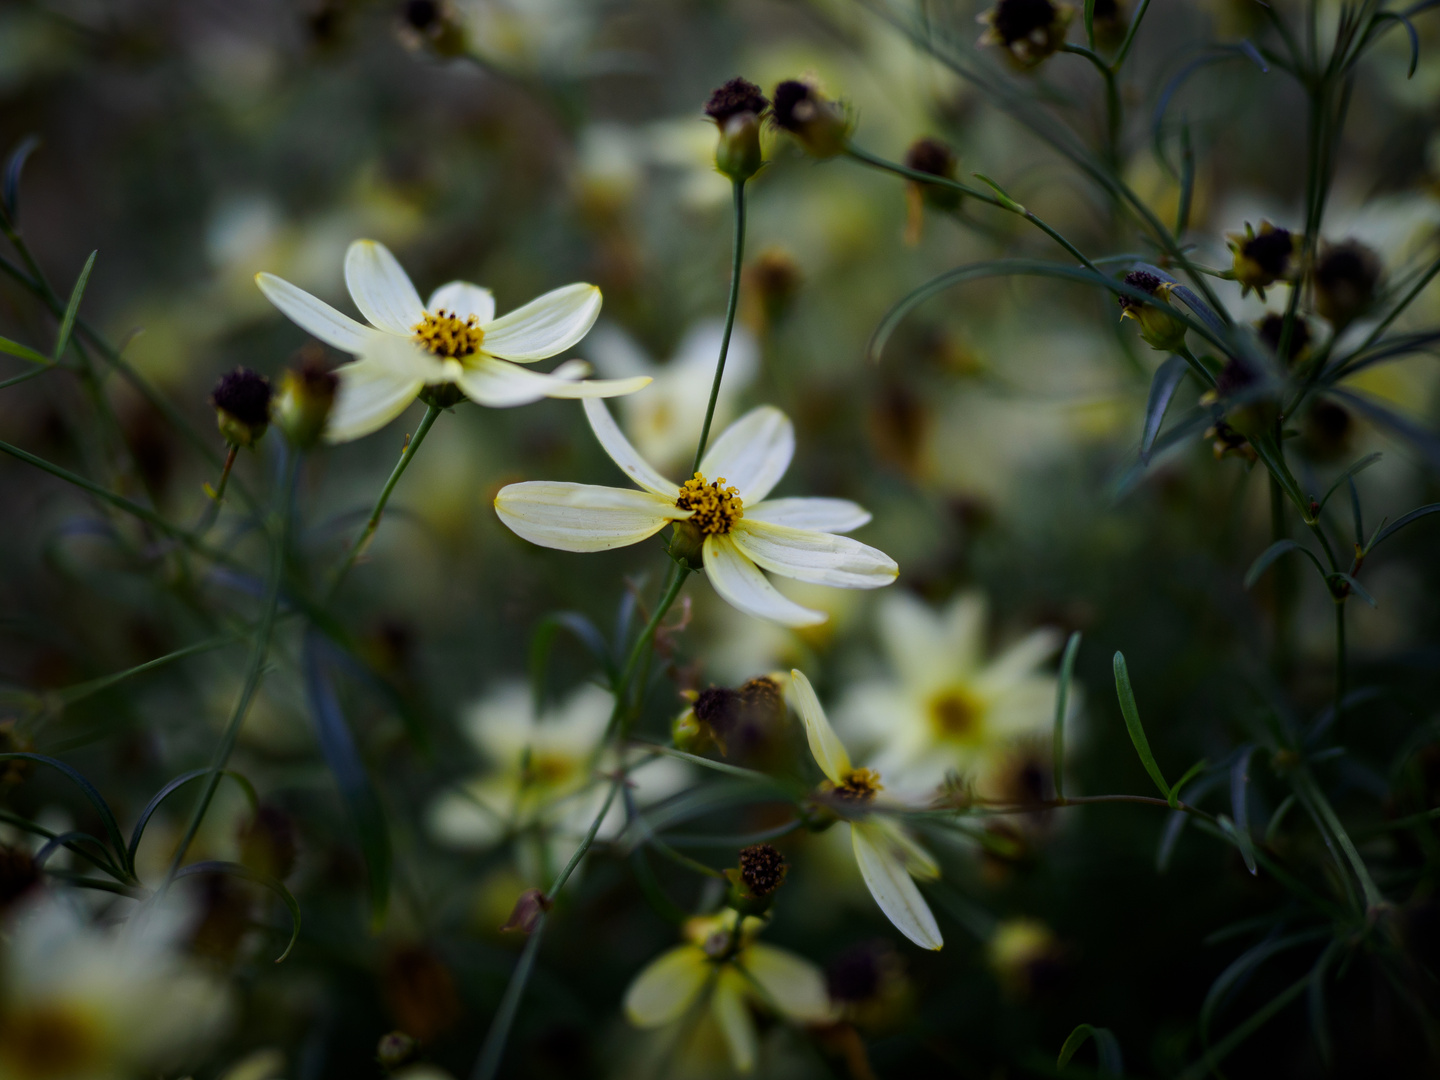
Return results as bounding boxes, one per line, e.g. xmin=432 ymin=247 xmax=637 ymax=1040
xmin=1117 ymin=270 xmax=1186 ymax=352
xmin=1314 ymin=239 xmax=1382 ymax=328
xmin=903 ymin=137 xmax=961 ymax=221
xmin=705 ymin=78 xmax=769 ymax=181
xmin=1226 ymin=221 xmax=1302 ymax=300
xmin=978 ymin=0 xmax=1076 ymax=67
xmin=737 ymin=843 xmax=788 ymax=898
xmin=210 ymin=368 xmax=272 ymax=448
xmin=1256 ymin=313 xmax=1312 ymax=365
xmin=704 ymin=78 xmax=768 ymax=124
xmin=771 ymin=79 xmax=849 ymax=158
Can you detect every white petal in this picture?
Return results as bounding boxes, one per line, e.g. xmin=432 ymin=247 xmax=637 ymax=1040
xmin=978 ymin=628 xmax=1063 ymax=692
xmin=702 ymin=534 xmax=826 ymax=628
xmin=427 ymin=281 xmax=495 ymax=323
xmin=427 ymin=785 xmax=508 ymax=849
xmin=675 ymin=318 xmax=758 ymax=390
xmin=481 ymin=283 xmax=603 ymax=361
xmin=942 ymin=592 xmax=989 ymax=674
xmin=877 ymin=592 xmax=955 ymax=695
xmin=868 ymin=816 xmax=940 ymax=880
xmin=584 ymin=323 xmax=655 ymax=379
xmin=851 ymin=822 xmax=944 ymax=951
xmin=254 ymin=273 xmax=375 ymax=353
xmin=745 ymin=497 xmax=871 ymax=533
xmin=743 ymin=945 xmax=833 ymax=1023
xmin=344 ymin=240 xmax=425 ymax=334
xmin=324 ymin=361 xmax=422 ymax=443
xmin=494 ymin=482 xmax=675 ymax=552
xmin=582 ymin=398 xmax=677 ymax=496
xmin=787 ymin=668 xmax=852 ymax=784
xmin=712 ymin=969 xmax=758 ymax=1073
xmin=456 ymin=357 xmax=616 ymax=408
xmin=362 ymin=330 xmax=452 ymax=382
xmin=699 ymin=406 xmax=794 ymax=503
xmin=624 ymin=947 xmax=709 ymax=1027
xmin=731 ymin=521 xmax=898 ymax=589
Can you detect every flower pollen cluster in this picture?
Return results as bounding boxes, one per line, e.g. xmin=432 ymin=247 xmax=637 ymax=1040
xmin=413 ymin=308 xmax=484 ymax=358
xmin=675 ymin=472 xmax=743 ymax=534
xmin=737 ymin=844 xmax=788 ymax=898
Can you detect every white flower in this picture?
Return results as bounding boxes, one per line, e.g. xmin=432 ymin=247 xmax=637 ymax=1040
xmin=790 ymin=669 xmax=944 ymax=952
xmin=0 ymin=896 xmax=232 ymax=1080
xmin=255 ymin=239 xmax=650 ymax=442
xmin=624 ymin=913 xmax=831 ymax=1074
xmin=839 ymin=592 xmax=1061 ymax=797
xmin=427 ymin=682 xmax=687 ymax=866
xmin=587 ymin=319 xmax=758 ymax=475
xmin=493 ymin=399 xmax=898 ymax=627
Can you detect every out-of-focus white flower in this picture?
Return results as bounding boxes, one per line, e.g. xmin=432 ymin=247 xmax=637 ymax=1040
xmin=255 ymin=240 xmax=649 ymax=442
xmin=790 ymin=670 xmax=943 ymax=951
xmin=427 ymin=682 xmax=687 ymax=866
xmin=586 ymin=320 xmax=758 ymax=475
xmin=494 ymin=399 xmax=897 ymax=627
xmin=0 ymin=896 xmax=232 ymax=1080
xmin=624 ymin=912 xmax=831 ymax=1074
xmin=839 ymin=592 xmax=1060 ymax=798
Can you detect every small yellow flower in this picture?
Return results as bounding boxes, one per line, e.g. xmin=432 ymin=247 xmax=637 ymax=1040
xmin=494 ymin=400 xmax=898 ymax=627
xmin=255 ymin=240 xmax=649 ymax=442
xmin=977 ymin=0 xmax=1076 ymax=68
xmin=1225 ymin=220 xmax=1302 ymax=301
xmin=790 ymin=670 xmax=944 ymax=951
xmin=624 ymin=912 xmax=832 ymax=1074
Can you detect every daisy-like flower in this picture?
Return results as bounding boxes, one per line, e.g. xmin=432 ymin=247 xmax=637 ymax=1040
xmin=494 ymin=399 xmax=898 ymax=627
xmin=586 ymin=319 xmax=758 ymax=475
xmin=624 ymin=912 xmax=831 ymax=1073
xmin=1225 ymin=221 xmax=1303 ymax=301
xmin=0 ymin=896 xmax=232 ymax=1080
xmin=790 ymin=669 xmax=944 ymax=951
xmin=427 ymin=682 xmax=686 ymax=875
xmin=839 ymin=592 xmax=1060 ymax=799
xmin=255 ymin=239 xmax=650 ymax=443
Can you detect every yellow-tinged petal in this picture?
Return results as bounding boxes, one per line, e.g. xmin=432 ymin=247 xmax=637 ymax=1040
xmin=494 ymin=482 xmax=676 ymax=552
xmin=977 ymin=627 xmax=1063 ymax=692
xmin=742 ymin=944 xmax=834 ymax=1023
xmin=744 ymin=497 xmax=871 ymax=533
xmin=427 ymin=281 xmax=496 ymax=323
xmin=254 ymin=273 xmax=375 ymax=353
xmin=698 ymin=405 xmax=794 ymax=503
xmin=851 ymin=822 xmax=943 ymax=951
xmin=481 ymin=283 xmax=603 ymax=361
xmin=624 ymin=946 xmax=710 ymax=1027
xmin=877 ymin=592 xmax=958 ymax=694
xmin=712 ymin=967 xmax=758 ymax=1072
xmin=582 ymin=398 xmax=678 ymax=497
xmin=362 ymin=329 xmax=452 ymax=383
xmin=730 ymin=520 xmax=898 ymax=589
xmin=455 ymin=357 xmax=588 ymax=407
xmin=702 ymin=534 xmax=827 ymax=627
xmin=788 ymin=668 xmax=852 ymax=783
xmin=324 ymin=361 xmax=422 ymax=444
xmin=344 ymin=240 xmax=425 ymax=334
xmin=868 ymin=816 xmax=940 ymax=880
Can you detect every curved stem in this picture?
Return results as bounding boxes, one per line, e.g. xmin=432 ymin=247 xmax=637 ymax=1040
xmin=328 ymin=403 xmax=442 ymax=601
xmin=691 ymin=180 xmax=748 ymax=475
xmin=1061 ymin=44 xmax=1122 ymax=167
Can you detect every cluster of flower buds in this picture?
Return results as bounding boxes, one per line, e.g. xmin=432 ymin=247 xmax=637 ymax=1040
xmin=209 ymin=353 xmax=339 ymax=454
xmin=397 ymin=0 xmax=467 ymax=58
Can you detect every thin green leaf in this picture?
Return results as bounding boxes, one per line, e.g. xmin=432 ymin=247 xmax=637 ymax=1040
xmin=128 ymin=767 xmax=257 ymax=867
xmin=1199 ymin=930 xmax=1328 ymax=1046
xmin=1058 ymin=1023 xmax=1123 ymax=1074
xmin=529 ymin=611 xmax=615 ymax=704
xmin=1112 ymin=652 xmax=1170 ymax=802
xmin=53 ymin=251 xmax=96 ymax=363
xmin=1229 ymin=748 xmax=1257 ymax=876
xmin=1315 ymin=452 xmax=1382 ymax=516
xmin=1052 ymin=631 xmax=1082 ymax=800
xmin=1171 ymin=758 xmax=1209 ymax=802
xmin=1332 ymin=573 xmax=1377 ymax=608
xmin=1328 ymin=388 xmax=1440 ymax=472
xmin=0 ymin=333 xmax=53 ymax=367
xmin=971 ymin=173 xmax=1025 ymax=213
xmin=1083 ymin=0 xmax=1096 ymax=49
xmin=1347 ymin=476 xmax=1364 ymax=546
xmin=56 ymin=633 xmax=242 ymax=707
xmin=1368 ymin=502 xmax=1440 ymax=551
xmin=41 ymin=869 xmax=147 ymax=899
xmin=303 ymin=632 xmax=391 ymax=929
xmin=1141 ymin=355 xmax=1188 ymax=464
xmin=172 ymin=860 xmax=301 ymax=962
xmin=1307 ymin=937 xmax=1345 ymax=1064
xmin=1373 ymin=11 xmax=1420 ymax=76
xmin=0 ymin=752 xmax=128 ymax=872
xmin=2 ymin=135 xmax=41 ymax=222
xmin=1175 ymin=121 xmax=1195 ymax=235
xmin=1183 ymin=971 xmax=1312 ymax=1079
xmin=1243 ymin=539 xmax=1327 ymax=590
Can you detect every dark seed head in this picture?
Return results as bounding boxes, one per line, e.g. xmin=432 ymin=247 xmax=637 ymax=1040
xmin=1257 ymin=313 xmax=1310 ymax=362
xmin=210 ymin=368 xmax=272 ymax=428
xmin=737 ymin=844 xmax=787 ymax=898
xmin=693 ymin=686 xmax=742 ymax=735
xmin=904 ymin=137 xmax=956 ymax=179
xmin=770 ymin=80 xmax=814 ymax=133
xmin=827 ymin=941 xmax=890 ymax=1003
xmin=1314 ymin=240 xmax=1381 ymax=326
xmin=1242 ymin=227 xmax=1295 ymax=277
xmin=1215 ymin=356 xmax=1260 ymax=398
xmin=992 ymin=0 xmax=1059 ymax=43
xmin=404 ymin=0 xmax=440 ymax=30
xmin=704 ymin=78 xmax=768 ymax=123
xmin=1118 ymin=269 xmax=1164 ymax=312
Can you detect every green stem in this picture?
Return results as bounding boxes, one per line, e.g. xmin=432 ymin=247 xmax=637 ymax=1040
xmin=328 ymin=403 xmax=442 ymax=600
xmin=1109 ymin=0 xmax=1154 ymax=69
xmin=1061 ymin=44 xmax=1122 ymax=167
xmin=691 ymin=180 xmax=748 ymax=476
xmin=601 ymin=566 xmax=691 ymax=749
xmin=1333 ymin=598 xmax=1347 ymax=729
xmin=1270 ymin=475 xmax=1296 ymax=678
xmin=1175 ymin=343 xmax=1218 ymax=389
xmin=1292 ymin=767 xmax=1384 ymax=912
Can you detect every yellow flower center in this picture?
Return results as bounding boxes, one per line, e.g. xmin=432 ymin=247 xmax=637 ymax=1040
xmin=832 ymin=767 xmax=883 ymax=803
xmin=0 ymin=1003 xmax=103 ymax=1079
xmin=928 ymin=686 xmax=985 ymax=742
xmin=523 ymin=752 xmax=579 ymax=788
xmin=675 ymin=473 xmax=743 ymax=535
xmin=413 ymin=309 xmax=484 ymax=359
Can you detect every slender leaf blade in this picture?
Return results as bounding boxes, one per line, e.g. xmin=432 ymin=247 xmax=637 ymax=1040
xmin=53 ymin=251 xmax=96 ymax=362
xmin=1052 ymin=631 xmax=1082 ymax=800
xmin=1141 ymin=355 xmax=1187 ymax=464
xmin=1112 ymin=652 xmax=1170 ymax=801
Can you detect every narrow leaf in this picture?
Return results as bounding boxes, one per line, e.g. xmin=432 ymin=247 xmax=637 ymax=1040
xmin=1052 ymin=631 xmax=1082 ymax=800
xmin=0 ymin=333 xmax=53 ymax=367
xmin=0 ymin=752 xmax=127 ymax=869
xmin=1332 ymin=573 xmax=1377 ymax=608
xmin=1315 ymin=452 xmax=1382 ymax=515
xmin=1058 ymin=1023 xmax=1123 ymax=1074
xmin=529 ymin=611 xmax=615 ymax=705
xmin=1243 ymin=539 xmax=1326 ymax=590
xmin=2 ymin=135 xmax=40 ymax=221
xmin=1328 ymin=387 xmax=1440 ymax=472
xmin=128 ymin=767 xmax=257 ymax=867
xmin=1141 ymin=355 xmax=1187 ymax=464
xmin=173 ymin=860 xmax=301 ymax=962
xmin=1171 ymin=758 xmax=1209 ymax=802
xmin=1112 ymin=652 xmax=1170 ymax=801
xmin=302 ymin=632 xmax=391 ymax=929
xmin=1369 ymin=502 xmax=1440 ymax=550
xmin=1083 ymin=0 xmax=1096 ymax=48
xmin=53 ymin=251 xmax=97 ymax=363
xmin=1347 ymin=476 xmax=1363 ymax=546
xmin=1230 ymin=748 xmax=1257 ymax=874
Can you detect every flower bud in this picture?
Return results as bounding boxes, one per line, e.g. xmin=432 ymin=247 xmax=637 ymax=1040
xmin=977 ymin=0 xmax=1076 ymax=68
xmin=987 ymin=918 xmax=1066 ymax=997
xmin=667 ymin=519 xmax=706 ymax=570
xmin=705 ymin=78 xmax=769 ymax=182
xmin=1226 ymin=221 xmax=1302 ymax=301
xmin=771 ymin=79 xmax=850 ymax=159
xmin=271 ymin=358 xmax=338 ymax=448
xmin=1314 ymin=239 xmax=1382 ymax=329
xmin=1256 ymin=313 xmax=1312 ymax=367
xmin=1117 ymin=270 xmax=1187 ymax=352
xmin=725 ymin=843 xmax=788 ymax=915
xmin=904 ymin=137 xmax=961 ymax=210
xmin=1209 ymin=354 xmax=1277 ymax=439
xmin=500 ymin=887 xmax=552 ymax=934
xmin=826 ymin=940 xmax=912 ymax=1032
xmin=210 ymin=368 xmax=272 ymax=448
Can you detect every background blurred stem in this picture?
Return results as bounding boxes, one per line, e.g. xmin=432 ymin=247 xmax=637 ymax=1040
xmin=1270 ymin=476 xmax=1296 ymax=678
xmin=691 ymin=178 xmax=748 ymax=474
xmin=328 ymin=403 xmax=442 ymax=601
xmin=1060 ymin=44 xmax=1121 ymax=167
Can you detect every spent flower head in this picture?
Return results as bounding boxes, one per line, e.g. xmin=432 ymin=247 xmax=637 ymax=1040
xmin=255 ymin=240 xmax=648 ymax=442
xmin=977 ymin=0 xmax=1075 ymax=67
xmin=1314 ymin=239 xmax=1383 ymax=328
xmin=705 ymin=77 xmax=768 ymax=181
xmin=771 ymin=79 xmax=850 ymax=158
xmin=494 ymin=399 xmax=898 ymax=627
xmin=1226 ymin=221 xmax=1302 ymax=300
xmin=1117 ymin=270 xmax=1187 ymax=352
xmin=210 ymin=368 xmax=271 ymax=448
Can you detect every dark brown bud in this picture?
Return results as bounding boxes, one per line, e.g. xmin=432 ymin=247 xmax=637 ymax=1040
xmin=978 ymin=0 xmax=1074 ymax=67
xmin=403 ymin=0 xmax=439 ymax=30
xmin=1256 ymin=313 xmax=1311 ymax=365
xmin=211 ymin=368 xmax=272 ymax=448
xmin=704 ymin=78 xmax=769 ymax=124
xmin=737 ymin=843 xmax=788 ymax=898
xmin=903 ymin=138 xmax=961 ymax=215
xmin=771 ymin=80 xmax=849 ymax=158
xmin=500 ymin=887 xmax=553 ymax=934
xmin=991 ymin=0 xmax=1060 ymax=42
xmin=1314 ymin=240 xmax=1382 ymax=328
